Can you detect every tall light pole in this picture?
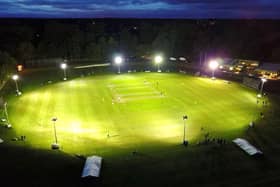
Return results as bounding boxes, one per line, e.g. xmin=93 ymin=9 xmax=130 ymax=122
xmin=209 ymin=60 xmax=219 ymax=79
xmin=12 ymin=74 xmax=21 ymax=95
xmin=114 ymin=56 xmax=123 ymax=74
xmin=259 ymin=78 xmax=267 ymax=97
xmin=155 ymin=55 xmax=163 ymax=72
xmin=4 ymin=102 xmax=11 ymax=126
xmin=51 ymin=117 xmax=59 ymax=149
xmin=60 ymin=63 xmax=67 ymax=80
xmin=183 ymin=115 xmax=188 ymax=146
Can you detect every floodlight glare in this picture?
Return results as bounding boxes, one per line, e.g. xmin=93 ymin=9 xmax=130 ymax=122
xmin=12 ymin=74 xmax=19 ymax=80
xmin=155 ymin=55 xmax=163 ymax=64
xmin=61 ymin=63 xmax=67 ymax=69
xmin=261 ymin=78 xmax=267 ymax=83
xmin=114 ymin=56 xmax=123 ymax=73
xmin=114 ymin=56 xmax=123 ymax=65
xmin=209 ymin=60 xmax=219 ymax=70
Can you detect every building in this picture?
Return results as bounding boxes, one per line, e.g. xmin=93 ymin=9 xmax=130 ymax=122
xmin=255 ymin=63 xmax=280 ymax=80
xmin=219 ymin=58 xmax=259 ymax=75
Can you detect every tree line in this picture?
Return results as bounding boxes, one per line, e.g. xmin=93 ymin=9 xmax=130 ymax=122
xmin=0 ymin=19 xmax=280 ymax=67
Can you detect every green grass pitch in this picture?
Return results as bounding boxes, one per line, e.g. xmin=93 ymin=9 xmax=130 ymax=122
xmin=7 ymin=72 xmax=259 ymax=155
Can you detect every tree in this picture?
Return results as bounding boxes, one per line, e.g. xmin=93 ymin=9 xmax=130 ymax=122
xmin=16 ymin=42 xmax=34 ymax=64
xmin=107 ymin=37 xmax=118 ymax=57
xmin=84 ymin=42 xmax=103 ymax=61
xmin=0 ymin=51 xmax=17 ymax=85
xmin=119 ymin=28 xmax=138 ymax=56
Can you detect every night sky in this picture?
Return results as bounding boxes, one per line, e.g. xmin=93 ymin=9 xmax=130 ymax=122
xmin=0 ymin=0 xmax=280 ymax=18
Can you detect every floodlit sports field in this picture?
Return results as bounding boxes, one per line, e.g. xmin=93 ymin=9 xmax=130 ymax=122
xmin=8 ymin=73 xmax=259 ymax=154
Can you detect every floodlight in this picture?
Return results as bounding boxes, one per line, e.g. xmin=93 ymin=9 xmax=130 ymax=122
xmin=209 ymin=60 xmax=219 ymax=70
xmin=155 ymin=55 xmax=163 ymax=64
xmin=114 ymin=56 xmax=123 ymax=65
xmin=61 ymin=63 xmax=67 ymax=69
xmin=12 ymin=75 xmax=19 ymax=80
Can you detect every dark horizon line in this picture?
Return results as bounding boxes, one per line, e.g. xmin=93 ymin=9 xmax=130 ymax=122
xmin=0 ymin=17 xmax=279 ymax=21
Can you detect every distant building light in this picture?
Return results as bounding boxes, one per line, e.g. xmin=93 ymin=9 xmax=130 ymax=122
xmin=17 ymin=65 xmax=23 ymax=72
xmin=219 ymin=65 xmax=223 ymax=69
xmin=169 ymin=57 xmax=177 ymax=61
xmin=179 ymin=57 xmax=186 ymax=61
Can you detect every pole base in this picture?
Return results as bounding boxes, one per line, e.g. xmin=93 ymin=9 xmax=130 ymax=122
xmin=51 ymin=143 xmax=60 ymax=150
xmin=183 ymin=140 xmax=188 ymax=146
xmin=63 ymin=78 xmax=67 ymax=81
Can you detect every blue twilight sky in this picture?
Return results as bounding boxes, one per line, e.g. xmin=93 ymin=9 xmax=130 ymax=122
xmin=0 ymin=0 xmax=280 ymax=18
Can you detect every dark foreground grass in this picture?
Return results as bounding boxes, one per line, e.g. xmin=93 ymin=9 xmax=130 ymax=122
xmin=1 ymin=138 xmax=280 ymax=187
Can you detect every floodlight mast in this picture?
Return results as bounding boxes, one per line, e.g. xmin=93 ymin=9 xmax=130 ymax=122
xmin=51 ymin=117 xmax=59 ymax=149
xmin=12 ymin=74 xmax=21 ymax=95
xmin=183 ymin=115 xmax=188 ymax=146
xmin=114 ymin=56 xmax=123 ymax=74
xmin=4 ymin=102 xmax=10 ymax=125
xmin=209 ymin=60 xmax=219 ymax=79
xmin=260 ymin=78 xmax=267 ymax=97
xmin=60 ymin=63 xmax=67 ymax=80
xmin=155 ymin=55 xmax=163 ymax=72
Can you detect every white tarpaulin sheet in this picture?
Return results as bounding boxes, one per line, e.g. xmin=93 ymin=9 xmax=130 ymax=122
xmin=81 ymin=156 xmax=102 ymax=178
xmin=233 ymin=138 xmax=263 ymax=156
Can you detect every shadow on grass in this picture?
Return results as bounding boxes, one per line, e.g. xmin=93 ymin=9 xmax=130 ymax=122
xmin=0 ymin=144 xmax=85 ymax=187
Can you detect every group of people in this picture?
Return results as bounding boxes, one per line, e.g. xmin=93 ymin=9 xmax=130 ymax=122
xmin=12 ymin=135 xmax=26 ymax=141
xmin=198 ymin=128 xmax=227 ymax=146
xmin=197 ymin=137 xmax=227 ymax=146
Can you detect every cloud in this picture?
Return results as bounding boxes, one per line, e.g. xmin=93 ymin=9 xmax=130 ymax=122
xmin=0 ymin=0 xmax=279 ymax=18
